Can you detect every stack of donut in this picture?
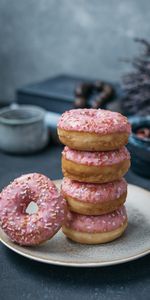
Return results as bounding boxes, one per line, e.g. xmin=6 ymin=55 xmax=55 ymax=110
xmin=57 ymin=108 xmax=131 ymax=244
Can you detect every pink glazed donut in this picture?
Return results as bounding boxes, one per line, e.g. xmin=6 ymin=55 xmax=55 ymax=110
xmin=62 ymin=206 xmax=128 ymax=244
xmin=62 ymin=146 xmax=130 ymax=183
xmin=61 ymin=177 xmax=127 ymax=215
xmin=57 ymin=108 xmax=131 ymax=151
xmin=0 ymin=173 xmax=66 ymax=246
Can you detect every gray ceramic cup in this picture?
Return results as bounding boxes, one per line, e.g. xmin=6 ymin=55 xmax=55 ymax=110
xmin=0 ymin=105 xmax=49 ymax=154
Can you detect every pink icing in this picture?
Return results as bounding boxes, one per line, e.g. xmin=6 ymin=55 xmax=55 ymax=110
xmin=62 ymin=146 xmax=130 ymax=166
xmin=0 ymin=173 xmax=66 ymax=245
xmin=58 ymin=109 xmax=131 ymax=134
xmin=64 ymin=206 xmax=127 ymax=233
xmin=62 ymin=178 xmax=127 ymax=204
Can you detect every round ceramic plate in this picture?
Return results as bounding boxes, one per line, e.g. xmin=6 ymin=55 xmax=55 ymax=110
xmin=0 ymin=181 xmax=150 ymax=267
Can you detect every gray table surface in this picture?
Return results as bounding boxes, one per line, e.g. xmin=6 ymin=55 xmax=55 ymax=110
xmin=0 ymin=145 xmax=150 ymax=300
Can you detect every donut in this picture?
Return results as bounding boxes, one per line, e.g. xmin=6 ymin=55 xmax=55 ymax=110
xmin=62 ymin=206 xmax=128 ymax=244
xmin=61 ymin=177 xmax=127 ymax=215
xmin=0 ymin=173 xmax=66 ymax=246
xmin=57 ymin=109 xmax=131 ymax=151
xmin=74 ymin=81 xmax=114 ymax=109
xmin=62 ymin=146 xmax=130 ymax=183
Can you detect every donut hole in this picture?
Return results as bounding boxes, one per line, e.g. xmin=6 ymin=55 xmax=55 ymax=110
xmin=26 ymin=201 xmax=39 ymax=215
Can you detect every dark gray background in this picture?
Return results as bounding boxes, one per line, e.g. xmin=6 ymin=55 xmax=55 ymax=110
xmin=0 ymin=0 xmax=150 ymax=102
